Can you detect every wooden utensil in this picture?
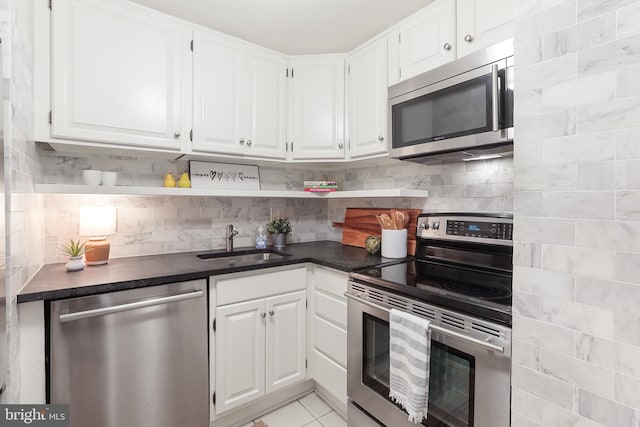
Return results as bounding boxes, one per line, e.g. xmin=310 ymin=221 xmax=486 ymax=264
xmin=380 ymin=213 xmax=395 ymax=229
xmin=390 ymin=209 xmax=407 ymax=230
xmin=401 ymin=212 xmax=410 ymax=228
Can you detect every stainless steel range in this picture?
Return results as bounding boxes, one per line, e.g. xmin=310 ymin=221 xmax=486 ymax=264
xmin=346 ymin=213 xmax=513 ymax=427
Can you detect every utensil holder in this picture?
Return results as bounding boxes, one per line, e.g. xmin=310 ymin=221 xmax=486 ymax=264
xmin=381 ymin=229 xmax=407 ymax=258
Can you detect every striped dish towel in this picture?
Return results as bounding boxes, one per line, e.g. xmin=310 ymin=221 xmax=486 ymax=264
xmin=389 ymin=308 xmax=432 ymax=424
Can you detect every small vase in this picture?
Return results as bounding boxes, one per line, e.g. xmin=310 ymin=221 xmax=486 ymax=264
xmin=65 ymin=256 xmax=85 ymax=272
xmin=272 ymin=233 xmax=287 ymax=249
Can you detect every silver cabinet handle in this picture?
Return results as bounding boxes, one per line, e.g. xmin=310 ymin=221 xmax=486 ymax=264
xmin=260 ymin=312 xmax=267 ymax=319
xmin=343 ymin=292 xmax=505 ymax=354
xmin=491 ymin=63 xmax=499 ymax=131
xmin=246 ymin=140 xmax=252 ymax=146
xmin=59 ymin=290 xmax=204 ymax=323
xmin=269 ymin=310 xmax=275 ymax=317
xmin=443 ymin=42 xmax=452 ymax=51
xmin=464 ymin=34 xmax=473 ymax=43
xmin=377 ymin=135 xmax=384 ymax=142
xmin=239 ymin=138 xmax=245 ymax=145
xmin=174 ymin=131 xmax=181 ymax=138
xmin=338 ymin=143 xmax=344 ymax=149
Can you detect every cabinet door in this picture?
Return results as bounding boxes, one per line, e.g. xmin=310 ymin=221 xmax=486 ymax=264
xmin=265 ymin=291 xmax=306 ymax=394
xmin=456 ymin=0 xmax=513 ymax=58
xmin=397 ymin=0 xmax=456 ymax=81
xmin=215 ymin=299 xmax=266 ymax=414
xmin=244 ymin=48 xmax=287 ymax=159
xmin=192 ymin=29 xmax=244 ymax=155
xmin=290 ymin=57 xmax=345 ymax=160
xmin=347 ymin=38 xmax=388 ymax=159
xmin=51 ymin=0 xmax=190 ymax=150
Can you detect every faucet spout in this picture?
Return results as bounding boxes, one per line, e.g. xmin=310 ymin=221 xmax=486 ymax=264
xmin=226 ymin=224 xmax=239 ymax=252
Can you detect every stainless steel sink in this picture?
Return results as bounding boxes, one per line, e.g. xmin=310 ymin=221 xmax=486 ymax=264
xmin=196 ymin=249 xmax=291 ymax=264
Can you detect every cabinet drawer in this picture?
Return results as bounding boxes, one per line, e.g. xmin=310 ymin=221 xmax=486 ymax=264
xmin=216 ymin=267 xmax=306 ymax=305
xmin=314 ymin=315 xmax=346 ymax=367
xmin=314 ymin=291 xmax=347 ymax=328
xmin=313 ymin=349 xmax=347 ymax=405
xmin=314 ymin=267 xmax=348 ymax=299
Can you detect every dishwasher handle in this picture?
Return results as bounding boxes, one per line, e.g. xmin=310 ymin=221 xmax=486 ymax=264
xmin=59 ymin=290 xmax=205 ymax=323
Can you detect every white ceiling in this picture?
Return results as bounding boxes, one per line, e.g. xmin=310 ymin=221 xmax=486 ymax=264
xmin=130 ymin=0 xmax=434 ymax=55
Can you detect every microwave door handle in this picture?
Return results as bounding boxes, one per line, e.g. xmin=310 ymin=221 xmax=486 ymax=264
xmin=491 ymin=63 xmax=499 ymax=131
xmin=344 ymin=291 xmax=505 ymax=354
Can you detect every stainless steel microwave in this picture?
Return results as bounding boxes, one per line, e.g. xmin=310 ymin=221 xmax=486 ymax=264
xmin=388 ymin=39 xmax=513 ymax=164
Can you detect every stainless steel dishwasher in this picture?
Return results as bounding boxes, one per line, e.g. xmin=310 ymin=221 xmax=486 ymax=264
xmin=50 ymin=280 xmax=208 ymax=427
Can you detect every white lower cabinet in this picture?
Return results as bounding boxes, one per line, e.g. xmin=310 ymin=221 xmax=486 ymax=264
xmin=211 ymin=267 xmax=307 ymax=417
xmin=265 ymin=291 xmax=307 ymax=393
xmin=314 ymin=349 xmax=347 ymax=407
xmin=310 ymin=266 xmax=348 ymax=415
xmin=215 ymin=299 xmax=266 ymax=412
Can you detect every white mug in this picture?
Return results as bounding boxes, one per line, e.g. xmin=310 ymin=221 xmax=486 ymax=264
xmin=82 ymin=169 xmax=102 ymax=186
xmin=101 ymin=171 xmax=117 ymax=186
xmin=381 ymin=229 xmax=408 ymax=258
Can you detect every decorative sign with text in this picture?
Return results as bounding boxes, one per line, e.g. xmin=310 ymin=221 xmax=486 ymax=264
xmin=189 ymin=161 xmax=261 ymax=190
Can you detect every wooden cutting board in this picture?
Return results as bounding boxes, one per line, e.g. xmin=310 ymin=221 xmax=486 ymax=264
xmin=334 ymin=208 xmax=421 ymax=255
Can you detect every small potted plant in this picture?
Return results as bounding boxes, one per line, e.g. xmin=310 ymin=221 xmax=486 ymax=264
xmin=61 ymin=239 xmax=89 ymax=272
xmin=266 ymin=218 xmax=292 ymax=249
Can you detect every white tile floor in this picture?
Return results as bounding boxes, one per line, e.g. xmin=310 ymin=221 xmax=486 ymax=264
xmin=242 ymin=392 xmax=347 ymax=427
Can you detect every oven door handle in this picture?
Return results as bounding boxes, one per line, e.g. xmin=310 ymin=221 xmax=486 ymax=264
xmin=344 ymin=292 xmax=505 ymax=354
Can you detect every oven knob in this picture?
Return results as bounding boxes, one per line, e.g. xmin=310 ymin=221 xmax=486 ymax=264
xmin=432 ymin=221 xmax=440 ymax=230
xmin=418 ymin=223 xmax=427 ymax=230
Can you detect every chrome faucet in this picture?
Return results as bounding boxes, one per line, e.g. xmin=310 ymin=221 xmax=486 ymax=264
xmin=226 ymin=224 xmax=239 ymax=252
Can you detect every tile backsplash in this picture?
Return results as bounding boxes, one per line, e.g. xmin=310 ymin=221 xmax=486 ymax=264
xmin=39 ymin=151 xmax=513 ymax=263
xmin=44 ymin=194 xmax=328 ymax=263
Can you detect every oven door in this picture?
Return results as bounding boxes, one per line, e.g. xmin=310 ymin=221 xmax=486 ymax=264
xmin=388 ymin=58 xmax=513 ymax=160
xmin=347 ymin=291 xmax=511 ymax=427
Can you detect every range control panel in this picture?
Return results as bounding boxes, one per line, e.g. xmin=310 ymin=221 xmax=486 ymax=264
xmin=417 ymin=214 xmax=513 ymax=245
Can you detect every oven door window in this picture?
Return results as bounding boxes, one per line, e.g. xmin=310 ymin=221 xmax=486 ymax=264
xmin=391 ymin=73 xmax=496 ymax=149
xmin=362 ymin=314 xmax=476 ymax=427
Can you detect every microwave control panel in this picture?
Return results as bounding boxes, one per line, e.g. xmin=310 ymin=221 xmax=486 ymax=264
xmin=417 ymin=214 xmax=513 ymax=245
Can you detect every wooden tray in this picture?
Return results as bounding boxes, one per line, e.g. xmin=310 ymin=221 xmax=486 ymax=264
xmin=333 ymin=208 xmax=421 ymax=255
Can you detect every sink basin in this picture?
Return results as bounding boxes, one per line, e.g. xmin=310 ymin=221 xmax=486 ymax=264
xmin=197 ymin=249 xmax=291 ymax=264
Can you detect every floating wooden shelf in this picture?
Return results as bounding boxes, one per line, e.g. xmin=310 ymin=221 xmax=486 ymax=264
xmin=34 ymin=184 xmax=429 ymax=199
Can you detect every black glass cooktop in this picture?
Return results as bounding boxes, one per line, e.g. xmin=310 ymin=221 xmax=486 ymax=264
xmin=350 ymin=258 xmax=512 ymax=326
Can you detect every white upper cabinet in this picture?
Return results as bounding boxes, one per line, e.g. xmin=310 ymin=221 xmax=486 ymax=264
xmin=391 ymin=0 xmax=513 ymax=84
xmin=289 ymin=56 xmax=345 ymax=160
xmin=192 ymin=30 xmax=244 ymax=155
xmin=192 ymin=30 xmax=287 ymax=159
xmin=347 ymin=37 xmax=388 ymax=159
xmin=456 ymin=0 xmax=514 ymax=58
xmin=397 ymin=0 xmax=456 ymax=82
xmin=243 ymin=47 xmax=287 ymax=159
xmin=51 ymin=0 xmax=191 ymax=150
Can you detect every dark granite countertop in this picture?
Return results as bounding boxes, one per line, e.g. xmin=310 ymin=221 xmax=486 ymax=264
xmin=19 ymin=241 xmax=399 ymax=303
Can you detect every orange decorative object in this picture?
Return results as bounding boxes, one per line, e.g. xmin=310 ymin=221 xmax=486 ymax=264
xmin=84 ymin=238 xmax=111 ymax=265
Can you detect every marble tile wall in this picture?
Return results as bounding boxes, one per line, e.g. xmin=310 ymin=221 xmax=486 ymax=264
xmin=513 ymin=0 xmax=640 ymax=425
xmin=1 ymin=0 xmax=45 ymax=403
xmin=39 ymin=150 xmax=513 ymax=260
xmin=43 ymin=194 xmax=328 ymax=263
